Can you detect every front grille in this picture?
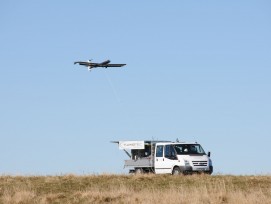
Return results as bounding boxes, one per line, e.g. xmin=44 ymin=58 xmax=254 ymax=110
xmin=192 ymin=161 xmax=208 ymax=166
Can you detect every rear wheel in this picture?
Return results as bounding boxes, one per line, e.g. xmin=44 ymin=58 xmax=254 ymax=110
xmin=135 ymin=168 xmax=143 ymax=175
xmin=172 ymin=167 xmax=181 ymax=175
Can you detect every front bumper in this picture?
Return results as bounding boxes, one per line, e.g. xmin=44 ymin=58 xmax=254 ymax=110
xmin=192 ymin=166 xmax=213 ymax=174
xmin=179 ymin=165 xmax=193 ymax=174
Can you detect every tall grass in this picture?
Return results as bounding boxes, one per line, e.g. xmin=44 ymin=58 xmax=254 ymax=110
xmin=0 ymin=174 xmax=270 ymax=203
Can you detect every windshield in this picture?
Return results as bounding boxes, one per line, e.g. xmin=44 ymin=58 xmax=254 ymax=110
xmin=174 ymin=144 xmax=206 ymax=155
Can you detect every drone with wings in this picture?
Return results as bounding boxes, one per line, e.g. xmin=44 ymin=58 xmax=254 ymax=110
xmin=74 ymin=59 xmax=126 ymax=71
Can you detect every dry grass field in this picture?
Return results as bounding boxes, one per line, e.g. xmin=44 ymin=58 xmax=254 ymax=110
xmin=0 ymin=174 xmax=270 ymax=204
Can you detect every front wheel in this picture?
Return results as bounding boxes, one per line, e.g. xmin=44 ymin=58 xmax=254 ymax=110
xmin=172 ymin=167 xmax=181 ymax=175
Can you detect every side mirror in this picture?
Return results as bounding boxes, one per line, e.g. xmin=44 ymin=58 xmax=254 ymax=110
xmin=208 ymin=151 xmax=211 ymax=157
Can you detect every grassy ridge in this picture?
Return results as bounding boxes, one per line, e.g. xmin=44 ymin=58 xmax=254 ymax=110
xmin=0 ymin=174 xmax=270 ymax=203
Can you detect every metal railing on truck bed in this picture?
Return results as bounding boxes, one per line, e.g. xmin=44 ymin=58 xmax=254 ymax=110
xmin=125 ymin=157 xmax=154 ymax=168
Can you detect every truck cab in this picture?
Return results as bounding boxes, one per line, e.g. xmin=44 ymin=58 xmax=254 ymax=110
xmin=154 ymin=142 xmax=213 ymax=174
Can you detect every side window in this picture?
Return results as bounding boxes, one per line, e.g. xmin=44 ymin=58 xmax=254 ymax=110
xmin=165 ymin=145 xmax=176 ymax=159
xmin=156 ymin=145 xmax=163 ymax=157
xmin=170 ymin=145 xmax=176 ymax=157
xmin=165 ymin=145 xmax=171 ymax=158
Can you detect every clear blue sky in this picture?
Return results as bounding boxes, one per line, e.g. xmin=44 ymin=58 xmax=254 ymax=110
xmin=1 ymin=1 xmax=270 ymax=175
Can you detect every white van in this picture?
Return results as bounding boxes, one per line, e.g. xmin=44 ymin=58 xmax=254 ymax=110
xmin=113 ymin=140 xmax=213 ymax=175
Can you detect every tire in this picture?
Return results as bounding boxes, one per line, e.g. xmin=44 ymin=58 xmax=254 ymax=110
xmin=135 ymin=168 xmax=143 ymax=175
xmin=172 ymin=167 xmax=181 ymax=175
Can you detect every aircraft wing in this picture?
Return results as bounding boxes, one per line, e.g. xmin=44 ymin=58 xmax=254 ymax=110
xmin=104 ymin=64 xmax=126 ymax=67
xmin=74 ymin=61 xmax=92 ymax=66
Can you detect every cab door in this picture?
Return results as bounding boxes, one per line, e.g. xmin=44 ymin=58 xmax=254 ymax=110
xmin=154 ymin=144 xmax=172 ymax=174
xmin=163 ymin=145 xmax=178 ymax=173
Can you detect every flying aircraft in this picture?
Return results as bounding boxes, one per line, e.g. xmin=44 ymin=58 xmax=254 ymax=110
xmin=74 ymin=59 xmax=126 ymax=71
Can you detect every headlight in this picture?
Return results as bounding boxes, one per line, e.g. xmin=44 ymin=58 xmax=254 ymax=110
xmin=184 ymin=160 xmax=190 ymax=166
